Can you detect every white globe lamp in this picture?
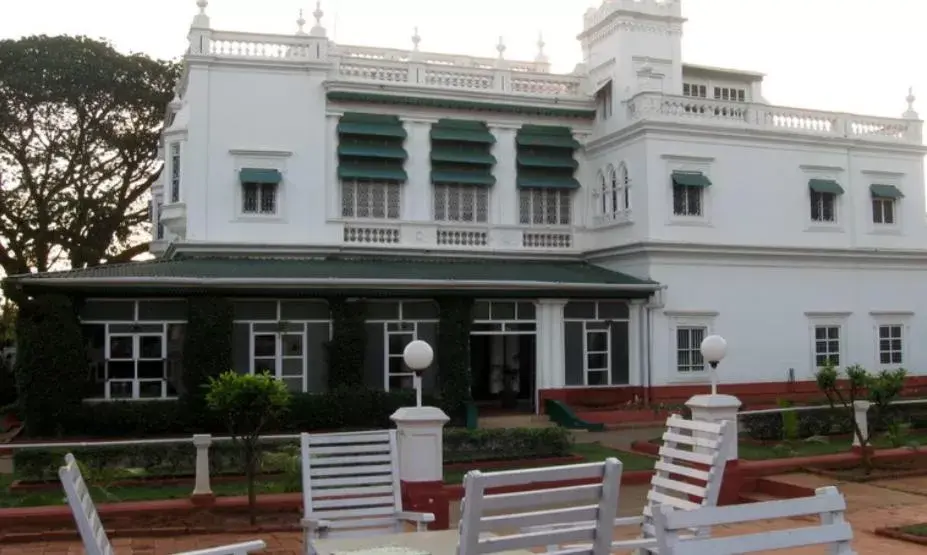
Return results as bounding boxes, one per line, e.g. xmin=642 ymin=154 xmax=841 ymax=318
xmin=700 ymin=335 xmax=727 ymax=395
xmin=403 ymin=340 xmax=434 ymax=407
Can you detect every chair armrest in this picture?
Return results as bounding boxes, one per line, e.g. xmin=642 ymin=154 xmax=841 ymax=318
xmin=614 ymin=515 xmax=645 ymax=527
xmin=301 ymin=517 xmax=333 ymax=530
xmin=397 ymin=511 xmax=435 ymax=523
xmin=175 ymin=540 xmax=267 ymax=555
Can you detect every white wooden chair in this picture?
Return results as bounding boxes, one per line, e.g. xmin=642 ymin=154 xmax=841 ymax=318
xmin=58 ymin=453 xmax=266 ymax=555
xmin=652 ymin=485 xmax=855 ymax=554
xmin=457 ymin=458 xmax=622 ymax=555
xmin=538 ymin=414 xmax=733 ymax=553
xmin=300 ymin=430 xmax=434 ymax=554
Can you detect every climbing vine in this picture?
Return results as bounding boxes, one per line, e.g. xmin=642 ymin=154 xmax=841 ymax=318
xmin=436 ymin=297 xmax=474 ymax=423
xmin=181 ymin=296 xmax=234 ymax=412
xmin=326 ymin=298 xmax=367 ymax=390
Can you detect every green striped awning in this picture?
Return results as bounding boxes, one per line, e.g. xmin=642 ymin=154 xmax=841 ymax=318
xmin=337 ymin=122 xmax=407 ymax=138
xmin=516 ymin=176 xmax=580 ymax=190
xmin=337 ymin=164 xmax=407 ymax=182
xmin=239 ymin=168 xmax=282 ymax=184
xmin=671 ymin=171 xmax=712 ymax=188
xmin=431 ymin=171 xmax=496 ymax=186
xmin=808 ymin=178 xmax=844 ymax=195
xmin=870 ymin=184 xmax=904 ymax=198
xmin=516 ymin=155 xmax=578 ymax=169
xmin=337 ymin=144 xmax=407 ymax=159
xmin=431 ymin=149 xmax=496 ymax=165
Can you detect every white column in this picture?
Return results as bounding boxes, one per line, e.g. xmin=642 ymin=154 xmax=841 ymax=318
xmin=852 ymin=400 xmax=871 ymax=447
xmin=326 ymin=111 xmax=341 ymax=220
xmin=628 ymin=299 xmax=645 ymax=387
xmin=192 ymin=434 xmax=213 ymax=496
xmin=685 ymin=394 xmax=742 ymax=461
xmin=535 ymin=299 xmax=568 ymax=393
xmin=401 ymin=118 xmax=436 ymax=221
xmin=390 ymin=406 xmax=450 ymax=483
xmin=488 ymin=124 xmax=519 ymax=226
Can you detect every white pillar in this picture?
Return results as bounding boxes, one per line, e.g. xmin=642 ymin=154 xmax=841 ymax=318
xmin=401 ymin=118 xmax=436 ymax=221
xmin=390 ymin=406 xmax=450 ymax=483
xmin=685 ymin=394 xmax=742 ymax=461
xmin=852 ymin=400 xmax=871 ymax=447
xmin=325 ymin=111 xmax=341 ymax=220
xmin=629 ymin=299 xmax=645 ymax=387
xmin=488 ymin=124 xmax=519 ymax=226
xmin=535 ymin=299 xmax=568 ymax=397
xmin=192 ymin=434 xmax=213 ymax=496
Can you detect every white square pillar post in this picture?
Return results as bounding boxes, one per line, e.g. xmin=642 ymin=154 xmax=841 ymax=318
xmin=390 ymin=406 xmax=451 ymax=529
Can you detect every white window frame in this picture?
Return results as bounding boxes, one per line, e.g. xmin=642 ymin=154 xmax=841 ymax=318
xmin=802 ymin=166 xmax=845 ymax=232
xmin=234 ymin=300 xmax=332 ymax=394
xmin=241 ymin=181 xmax=279 ymax=216
xmin=596 ymin=81 xmax=613 ymax=120
xmin=518 ymin=188 xmax=572 ymax=227
xmin=863 ymin=172 xmax=905 ymax=234
xmin=592 ymin=163 xmax=631 ymax=227
xmin=871 ymin=311 xmax=913 ymax=369
xmin=667 ymin=311 xmax=717 ymax=381
xmin=564 ymin=301 xmax=631 ymax=388
xmin=341 ymin=179 xmax=402 ymax=221
xmin=153 ymin=194 xmax=164 ymax=240
xmin=230 ymin=150 xmax=291 ymax=222
xmin=81 ymin=300 xmax=186 ymax=401
xmin=663 ymin=155 xmax=714 ymax=227
xmin=871 ymin=196 xmax=897 ymax=226
xmin=433 ymin=183 xmax=490 ymax=224
xmin=169 ymin=142 xmax=181 ymax=203
xmin=806 ymin=312 xmax=850 ymax=371
xmin=365 ymin=301 xmax=439 ymax=392
xmin=809 ymin=190 xmax=838 ymax=225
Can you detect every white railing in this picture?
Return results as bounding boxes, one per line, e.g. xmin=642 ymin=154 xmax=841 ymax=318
xmin=626 ymin=92 xmax=923 ymax=145
xmin=338 ymin=221 xmax=579 ymax=251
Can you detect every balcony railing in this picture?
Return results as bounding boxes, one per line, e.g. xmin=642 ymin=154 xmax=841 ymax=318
xmin=340 ymin=221 xmax=578 ymax=251
xmin=626 ymin=92 xmax=922 ymax=145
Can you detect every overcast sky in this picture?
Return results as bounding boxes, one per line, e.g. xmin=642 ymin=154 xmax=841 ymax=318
xmin=1 ymin=0 xmax=924 ymax=118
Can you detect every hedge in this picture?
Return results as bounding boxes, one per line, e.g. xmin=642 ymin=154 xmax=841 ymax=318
xmin=740 ymin=402 xmax=927 ymax=441
xmin=13 ymin=426 xmax=573 ymax=482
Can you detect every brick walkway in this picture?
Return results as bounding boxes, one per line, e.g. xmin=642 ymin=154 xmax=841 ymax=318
xmin=5 ymin=475 xmax=927 ymax=554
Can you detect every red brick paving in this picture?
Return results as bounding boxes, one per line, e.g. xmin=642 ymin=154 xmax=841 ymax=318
xmin=6 ymin=474 xmax=927 ymax=554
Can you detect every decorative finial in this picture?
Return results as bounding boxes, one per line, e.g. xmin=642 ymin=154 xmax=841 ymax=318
xmin=197 ymin=0 xmax=207 ymax=14
xmin=310 ymin=1 xmax=326 ymax=37
xmin=169 ymin=91 xmax=182 ymax=112
xmin=296 ymin=9 xmax=307 ymax=35
xmin=535 ymin=31 xmax=548 ymax=64
xmin=412 ymin=27 xmax=421 ymax=51
xmin=191 ymin=0 xmax=210 ymax=29
xmin=496 ymin=36 xmax=506 ymax=59
xmin=904 ymin=86 xmax=918 ymax=119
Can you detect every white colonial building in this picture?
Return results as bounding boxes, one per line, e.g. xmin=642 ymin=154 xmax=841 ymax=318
xmin=13 ymin=0 xmax=927 ymax=410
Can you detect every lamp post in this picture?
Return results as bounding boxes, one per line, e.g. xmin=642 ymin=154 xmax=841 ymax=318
xmin=700 ymin=334 xmax=727 ymax=396
xmin=403 ymin=340 xmax=434 ymax=407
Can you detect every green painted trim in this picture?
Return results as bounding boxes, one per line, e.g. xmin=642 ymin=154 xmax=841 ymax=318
xmin=327 ymin=91 xmax=596 ymax=119
xmin=516 ymin=154 xmax=578 ymax=169
xmin=808 ymin=178 xmax=844 ymax=195
xmin=337 ymin=144 xmax=407 ymax=160
xmin=870 ymin=184 xmax=904 ymax=198
xmin=337 ymin=121 xmax=407 ymax=138
xmin=239 ymin=168 xmax=282 ymax=184
xmin=515 ymin=134 xmax=580 ymax=149
xmin=431 ymin=170 xmax=496 ymax=186
xmin=431 ymin=128 xmax=496 ymax=143
xmin=671 ymin=171 xmax=712 ymax=188
xmin=337 ymin=165 xmax=408 ymax=182
xmin=516 ymin=176 xmax=580 ymax=190
xmin=431 ymin=149 xmax=496 ymax=165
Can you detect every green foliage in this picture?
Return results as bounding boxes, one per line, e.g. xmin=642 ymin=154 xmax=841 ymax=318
xmin=0 ymin=35 xmax=179 ymax=276
xmin=13 ymin=295 xmax=88 ymax=437
xmin=443 ymin=427 xmax=572 ymax=463
xmin=436 ymin=297 xmax=474 ymax=423
xmin=181 ymin=297 xmax=233 ymax=414
xmin=325 ymin=298 xmax=366 ymax=389
xmin=206 ymin=371 xmax=290 ymax=524
xmin=778 ymin=398 xmax=800 ymax=441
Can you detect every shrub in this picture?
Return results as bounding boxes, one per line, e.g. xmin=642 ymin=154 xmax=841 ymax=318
xmin=443 ymin=427 xmax=572 ymax=463
xmin=436 ymin=297 xmax=474 ymax=424
xmin=181 ymin=297 xmax=234 ymax=412
xmin=325 ymin=298 xmax=366 ymax=389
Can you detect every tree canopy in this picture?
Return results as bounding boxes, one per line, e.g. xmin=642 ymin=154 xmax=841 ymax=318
xmin=0 ymin=35 xmax=179 ymax=277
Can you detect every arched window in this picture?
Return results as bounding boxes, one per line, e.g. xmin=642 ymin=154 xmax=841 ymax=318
xmin=617 ymin=163 xmax=630 ymax=211
xmin=595 ymin=170 xmax=607 ymax=215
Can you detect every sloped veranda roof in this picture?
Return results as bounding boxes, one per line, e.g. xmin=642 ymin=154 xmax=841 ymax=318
xmin=4 ymin=256 xmax=660 ymax=297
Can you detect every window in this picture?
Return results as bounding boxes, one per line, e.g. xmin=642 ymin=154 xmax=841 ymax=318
xmin=519 ymin=189 xmax=571 ymax=226
xmin=342 ymin=180 xmax=401 ymax=219
xmin=434 ymin=184 xmax=489 ymax=223
xmin=366 ymin=301 xmax=439 ymax=392
xmin=155 ymin=200 xmax=164 ymax=239
xmin=596 ymin=82 xmax=613 ymax=120
xmin=169 ymin=143 xmax=181 ymax=203
xmin=872 ymin=197 xmax=895 ymax=225
xmin=676 ymin=326 xmax=706 ymax=373
xmin=242 ymin=182 xmax=277 ymax=215
xmin=810 ymin=191 xmax=836 ymax=223
xmin=713 ymin=87 xmax=746 ymax=102
xmin=683 ymin=83 xmax=707 ymax=98
xmin=672 ymin=183 xmax=702 ymax=217
xmin=584 ymin=323 xmax=611 ymax=385
xmin=813 ymin=325 xmax=841 ymax=367
xmin=878 ymin=324 xmax=903 ymax=365
xmin=252 ymin=328 xmax=306 ymax=392
xmin=80 ymin=300 xmax=187 ymax=400
xmin=563 ymin=301 xmax=630 ymax=386
xmin=594 ymin=164 xmax=631 ymax=224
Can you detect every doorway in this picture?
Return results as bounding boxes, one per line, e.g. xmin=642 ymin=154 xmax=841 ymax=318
xmin=470 ymin=334 xmax=536 ymax=412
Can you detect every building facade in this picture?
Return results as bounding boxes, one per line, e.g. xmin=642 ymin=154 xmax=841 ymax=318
xmin=10 ymin=0 xmax=927 ymax=411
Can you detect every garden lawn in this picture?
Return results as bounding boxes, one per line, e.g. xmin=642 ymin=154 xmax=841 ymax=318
xmin=900 ymin=523 xmax=927 ymax=537
xmin=737 ymin=430 xmax=927 ymax=460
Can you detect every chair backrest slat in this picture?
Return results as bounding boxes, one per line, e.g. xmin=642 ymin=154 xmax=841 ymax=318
xmin=301 ymin=430 xmax=402 ymax=538
xmin=653 ymin=486 xmax=855 ymax=554
xmin=458 ymin=459 xmax=622 ymax=555
xmin=59 ymin=453 xmax=114 ymax=555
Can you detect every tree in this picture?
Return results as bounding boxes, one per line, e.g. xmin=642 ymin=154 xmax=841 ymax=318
xmin=0 ymin=35 xmax=178 ymax=281
xmin=206 ymin=371 xmax=290 ymax=525
xmin=815 ymin=363 xmax=907 ymax=472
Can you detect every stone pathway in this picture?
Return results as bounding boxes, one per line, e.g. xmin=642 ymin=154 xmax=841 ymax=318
xmin=6 ymin=474 xmax=927 ymax=554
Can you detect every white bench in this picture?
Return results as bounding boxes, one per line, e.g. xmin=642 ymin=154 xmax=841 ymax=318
xmin=458 ymin=458 xmax=623 ymax=555
xmin=652 ymin=485 xmax=855 ymax=554
xmin=539 ymin=414 xmax=733 ymax=553
xmin=300 ymin=430 xmax=434 ymax=555
xmin=58 ymin=453 xmax=266 ymax=555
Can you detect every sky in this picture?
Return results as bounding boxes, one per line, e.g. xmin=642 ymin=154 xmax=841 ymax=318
xmin=0 ymin=0 xmax=924 ymax=119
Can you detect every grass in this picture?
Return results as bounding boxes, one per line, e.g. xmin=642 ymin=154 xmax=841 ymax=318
xmin=900 ymin=523 xmax=927 ymax=537
xmin=737 ymin=430 xmax=927 ymax=460
xmin=0 ymin=442 xmax=655 ymax=508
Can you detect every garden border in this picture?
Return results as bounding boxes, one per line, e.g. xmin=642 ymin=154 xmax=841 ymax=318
xmin=874 ymin=526 xmax=927 ymax=546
